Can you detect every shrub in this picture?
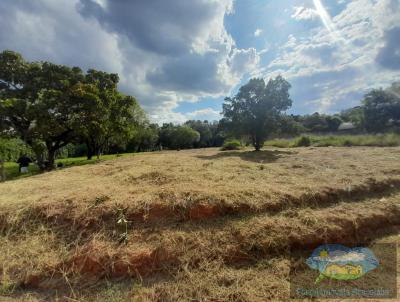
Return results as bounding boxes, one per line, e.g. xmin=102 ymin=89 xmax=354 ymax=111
xmin=267 ymin=133 xmax=400 ymax=148
xmin=0 ymin=138 xmax=33 ymax=161
xmin=343 ymin=139 xmax=353 ymax=147
xmin=294 ymin=136 xmax=311 ymax=147
xmin=264 ymin=138 xmax=292 ymax=148
xmin=221 ymin=139 xmax=242 ymax=151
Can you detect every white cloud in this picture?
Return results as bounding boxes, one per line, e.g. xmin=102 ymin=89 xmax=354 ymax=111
xmin=291 ymin=6 xmax=319 ymax=21
xmin=0 ymin=0 xmax=260 ymax=124
xmin=150 ymin=107 xmax=221 ymax=125
xmin=186 ymin=108 xmax=221 ymax=121
xmin=265 ymin=0 xmax=400 ymax=113
xmin=0 ymin=0 xmax=123 ymax=75
xmin=254 ymin=28 xmax=263 ymax=37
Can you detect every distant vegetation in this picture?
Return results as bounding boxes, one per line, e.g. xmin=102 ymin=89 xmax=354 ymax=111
xmin=0 ymin=50 xmax=228 ymax=170
xmin=220 ymin=139 xmax=242 ymax=151
xmin=266 ymin=133 xmax=400 ymax=148
xmin=1 ymin=50 xmax=400 ymax=172
xmin=0 ymin=50 xmax=146 ymax=170
xmin=0 ymin=138 xmax=33 ymax=161
xmin=3 ymin=153 xmax=132 ymax=181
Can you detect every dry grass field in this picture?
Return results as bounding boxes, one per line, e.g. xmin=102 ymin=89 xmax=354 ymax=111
xmin=0 ymin=146 xmax=400 ymax=301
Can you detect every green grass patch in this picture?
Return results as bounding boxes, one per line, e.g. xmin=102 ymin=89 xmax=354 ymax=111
xmin=2 ymin=153 xmax=133 ymax=182
xmin=221 ymin=139 xmax=242 ymax=151
xmin=265 ymin=133 xmax=400 ymax=148
xmin=263 ymin=138 xmax=292 ymax=148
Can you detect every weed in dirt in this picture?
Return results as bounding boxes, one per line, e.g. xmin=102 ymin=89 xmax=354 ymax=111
xmin=116 ymin=207 xmax=129 ymax=245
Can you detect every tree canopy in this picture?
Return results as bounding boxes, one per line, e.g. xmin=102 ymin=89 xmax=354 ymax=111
xmin=222 ymin=76 xmax=292 ymax=150
xmin=362 ymin=87 xmax=400 ymax=133
xmin=2 ymin=49 xmax=400 ymax=169
xmin=0 ymin=50 xmax=146 ymax=169
xmin=159 ymin=124 xmax=200 ymax=150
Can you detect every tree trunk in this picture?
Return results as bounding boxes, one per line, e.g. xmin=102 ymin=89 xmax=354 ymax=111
xmin=87 ymin=148 xmax=93 ymax=160
xmin=34 ymin=150 xmax=46 ymax=171
xmin=253 ymin=136 xmax=262 ymax=151
xmin=86 ymin=140 xmax=94 ymax=160
xmin=46 ymin=149 xmax=56 ymax=171
xmin=0 ymin=160 xmax=5 ymax=182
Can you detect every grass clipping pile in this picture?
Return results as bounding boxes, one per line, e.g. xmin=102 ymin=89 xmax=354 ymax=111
xmin=0 ymin=146 xmax=400 ymax=301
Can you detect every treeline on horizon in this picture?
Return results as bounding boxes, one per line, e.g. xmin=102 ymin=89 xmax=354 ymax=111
xmin=1 ymin=50 xmax=399 ymax=170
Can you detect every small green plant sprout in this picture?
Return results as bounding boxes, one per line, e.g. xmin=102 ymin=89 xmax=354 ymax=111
xmin=116 ymin=207 xmax=129 ymax=245
xmin=94 ymin=195 xmax=109 ymax=206
xmin=0 ymin=277 xmax=16 ymax=295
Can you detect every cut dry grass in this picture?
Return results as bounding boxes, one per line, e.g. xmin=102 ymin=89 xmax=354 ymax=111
xmin=0 ymin=146 xmax=399 ymax=301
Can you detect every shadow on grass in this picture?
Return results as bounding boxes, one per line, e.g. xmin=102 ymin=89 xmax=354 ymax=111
xmin=2 ymin=156 xmax=117 ymax=182
xmin=196 ymin=149 xmax=297 ymax=163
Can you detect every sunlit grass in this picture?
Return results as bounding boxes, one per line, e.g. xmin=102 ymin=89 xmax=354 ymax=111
xmin=265 ymin=133 xmax=400 ymax=148
xmin=3 ymin=153 xmax=134 ymax=181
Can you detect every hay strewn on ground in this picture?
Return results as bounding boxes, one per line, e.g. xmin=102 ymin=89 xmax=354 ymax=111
xmin=0 ymin=147 xmax=399 ymax=301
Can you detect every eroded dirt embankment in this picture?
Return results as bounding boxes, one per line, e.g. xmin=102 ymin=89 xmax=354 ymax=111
xmin=1 ymin=177 xmax=399 ymax=238
xmin=19 ymin=195 xmax=400 ymax=291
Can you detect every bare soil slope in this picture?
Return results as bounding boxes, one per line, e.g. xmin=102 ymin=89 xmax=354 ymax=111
xmin=0 ymin=147 xmax=399 ymax=301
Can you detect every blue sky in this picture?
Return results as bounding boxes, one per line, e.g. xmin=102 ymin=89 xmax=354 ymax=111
xmin=177 ymin=0 xmax=400 ymax=121
xmin=0 ymin=0 xmax=399 ymax=123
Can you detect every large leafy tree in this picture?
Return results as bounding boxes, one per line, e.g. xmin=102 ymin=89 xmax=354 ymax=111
xmin=184 ymin=120 xmax=213 ymax=148
xmin=222 ymin=76 xmax=292 ymax=151
xmin=277 ymin=115 xmax=307 ymax=137
xmin=72 ymin=70 xmax=147 ymax=159
xmin=159 ymin=123 xmax=175 ymax=149
xmin=128 ymin=123 xmax=160 ymax=152
xmin=340 ymin=106 xmax=364 ymax=129
xmin=298 ymin=113 xmax=343 ymax=133
xmin=0 ymin=50 xmax=146 ymax=169
xmin=363 ymin=88 xmax=400 ymax=133
xmin=172 ymin=126 xmax=200 ymax=149
xmin=159 ymin=124 xmax=200 ymax=150
xmin=209 ymin=121 xmax=226 ymax=147
xmin=0 ymin=50 xmax=84 ymax=169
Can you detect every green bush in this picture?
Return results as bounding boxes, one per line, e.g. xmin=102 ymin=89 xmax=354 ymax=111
xmin=313 ymin=134 xmax=400 ymax=147
xmin=264 ymin=138 xmax=292 ymax=148
xmin=294 ymin=136 xmax=311 ymax=147
xmin=343 ymin=139 xmax=353 ymax=147
xmin=221 ymin=139 xmax=242 ymax=151
xmin=0 ymin=138 xmax=33 ymax=161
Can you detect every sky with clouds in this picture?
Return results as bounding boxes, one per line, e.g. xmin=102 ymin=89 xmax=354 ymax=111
xmin=0 ymin=0 xmax=399 ymax=123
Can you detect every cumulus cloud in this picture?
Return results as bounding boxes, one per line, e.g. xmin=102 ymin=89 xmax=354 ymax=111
xmin=77 ymin=0 xmax=233 ymax=56
xmin=186 ymin=108 xmax=221 ymax=121
xmin=0 ymin=0 xmax=123 ymax=74
xmin=254 ymin=28 xmax=263 ymax=37
xmin=291 ymin=6 xmax=319 ymax=21
xmin=266 ymin=0 xmax=400 ymax=113
xmin=2 ymin=0 xmax=398 ymax=120
xmin=0 ymin=0 xmax=260 ymax=123
xmin=376 ymin=26 xmax=400 ymax=70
